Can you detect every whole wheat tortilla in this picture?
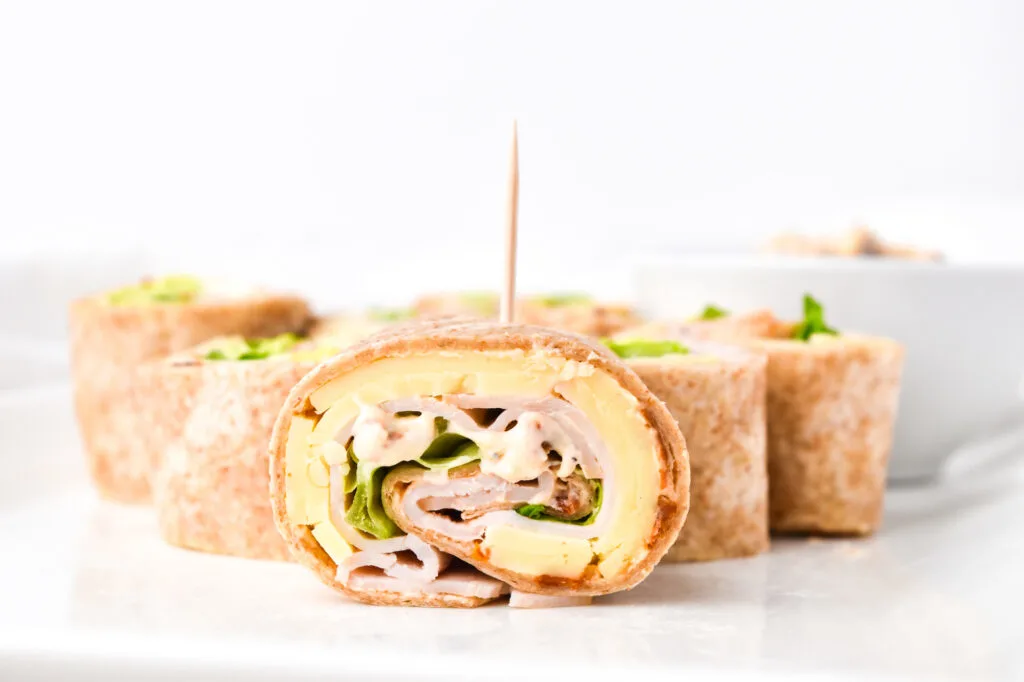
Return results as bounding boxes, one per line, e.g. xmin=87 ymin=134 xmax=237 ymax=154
xmin=269 ymin=319 xmax=689 ymax=607
xmin=69 ymin=293 xmax=311 ymax=503
xmin=515 ymin=300 xmax=640 ymax=338
xmin=757 ymin=337 xmax=904 ymax=535
xmin=681 ymin=312 xmax=904 ymax=535
xmin=144 ymin=354 xmax=317 ymax=560
xmin=624 ymin=346 xmax=769 ymax=562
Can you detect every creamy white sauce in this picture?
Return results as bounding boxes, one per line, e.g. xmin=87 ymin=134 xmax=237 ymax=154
xmin=463 ymin=411 xmax=583 ymax=483
xmin=347 ymin=403 xmax=585 ymax=485
xmin=350 ymin=405 xmax=437 ymax=467
xmin=469 ymin=412 xmax=550 ymax=482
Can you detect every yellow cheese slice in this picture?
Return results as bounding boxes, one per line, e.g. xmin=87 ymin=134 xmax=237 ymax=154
xmin=311 ymin=521 xmax=354 ymax=564
xmin=481 ymin=525 xmax=592 ymax=578
xmin=308 ymin=351 xmax=564 ymax=412
xmin=284 ymin=416 xmax=329 ymax=525
xmin=555 ymin=371 xmax=660 ymax=577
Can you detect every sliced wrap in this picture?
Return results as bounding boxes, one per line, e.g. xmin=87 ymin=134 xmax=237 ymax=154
xmin=607 ymin=330 xmax=769 ymax=561
xmin=144 ymin=334 xmax=324 ymax=560
xmin=68 ymin=276 xmax=311 ymax=503
xmin=270 ymin=320 xmax=689 ymax=607
xmin=685 ymin=303 xmax=904 ymax=535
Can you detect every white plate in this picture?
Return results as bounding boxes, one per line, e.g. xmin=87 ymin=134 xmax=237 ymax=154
xmin=0 ymin=386 xmax=1021 ymax=681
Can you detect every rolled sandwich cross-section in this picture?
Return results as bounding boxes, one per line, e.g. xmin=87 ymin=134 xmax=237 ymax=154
xmin=147 ymin=313 xmax=413 ymax=560
xmin=270 ymin=320 xmax=689 ymax=608
xmin=68 ymin=275 xmax=311 ymax=503
xmin=603 ymin=333 xmax=769 ymax=562
xmin=685 ymin=296 xmax=904 ymax=536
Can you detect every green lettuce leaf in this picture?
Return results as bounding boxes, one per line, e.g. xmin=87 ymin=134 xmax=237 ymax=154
xmin=416 ymin=432 xmax=479 ymax=467
xmin=204 ymin=333 xmax=301 ymax=361
xmin=697 ymin=304 xmax=729 ymax=320
xmin=515 ymin=479 xmax=603 ymax=525
xmin=791 ymin=294 xmax=839 ymax=341
xmin=342 ymin=419 xmax=482 ymax=540
xmin=535 ymin=293 xmax=592 ymax=308
xmin=417 ymin=441 xmax=480 ymax=471
xmin=204 ymin=337 xmax=249 ymax=361
xmin=602 ymin=338 xmax=689 ymax=359
xmin=107 ymin=275 xmax=202 ymax=305
xmin=345 ymin=461 xmax=401 ymax=539
xmin=515 ymin=504 xmax=548 ymax=520
xmin=368 ymin=307 xmax=414 ymax=322
xmin=343 ymin=445 xmax=358 ymax=494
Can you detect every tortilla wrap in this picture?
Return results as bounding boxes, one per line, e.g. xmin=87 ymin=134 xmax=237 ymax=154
xmin=269 ymin=319 xmax=689 ymax=607
xmin=69 ymin=289 xmax=311 ymax=503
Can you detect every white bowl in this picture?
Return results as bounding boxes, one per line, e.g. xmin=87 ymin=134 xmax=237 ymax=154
xmin=633 ymin=255 xmax=1024 ymax=481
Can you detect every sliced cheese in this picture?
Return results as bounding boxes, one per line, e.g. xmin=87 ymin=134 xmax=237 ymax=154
xmin=555 ymin=370 xmax=661 ymax=577
xmin=309 ymin=396 xmax=359 ymax=446
xmin=315 ymin=440 xmax=349 ymax=467
xmin=311 ymin=521 xmax=354 ymax=564
xmin=481 ymin=525 xmax=592 ymax=578
xmin=284 ymin=416 xmax=329 ymax=525
xmin=306 ymin=456 xmax=330 ymax=489
xmin=308 ymin=351 xmax=572 ymax=413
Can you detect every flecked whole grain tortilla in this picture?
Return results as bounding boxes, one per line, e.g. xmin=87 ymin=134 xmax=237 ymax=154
xmin=685 ymin=312 xmax=904 ymax=535
xmin=268 ymin=319 xmax=690 ymax=607
xmin=516 ymin=299 xmax=641 ymax=338
xmin=143 ymin=347 xmax=319 ymax=561
xmin=614 ymin=333 xmax=769 ymax=561
xmin=756 ymin=336 xmax=903 ymax=535
xmin=68 ymin=292 xmax=311 ymax=504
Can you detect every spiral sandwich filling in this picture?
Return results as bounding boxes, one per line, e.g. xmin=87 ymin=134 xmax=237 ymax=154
xmin=276 ymin=329 xmax=687 ymax=607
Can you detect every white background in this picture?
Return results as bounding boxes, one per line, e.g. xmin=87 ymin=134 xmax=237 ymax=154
xmin=1 ymin=0 xmax=1023 ymax=307
xmin=1 ymin=8 xmax=1023 ymax=679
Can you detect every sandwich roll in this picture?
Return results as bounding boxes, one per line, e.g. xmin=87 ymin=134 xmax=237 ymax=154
xmin=270 ymin=319 xmax=689 ymax=607
xmin=146 ymin=333 xmax=335 ymax=561
xmin=149 ymin=314 xmax=413 ymax=559
xmin=686 ymin=297 xmax=904 ymax=535
xmin=605 ymin=333 xmax=769 ymax=561
xmin=68 ymin=275 xmax=311 ymax=503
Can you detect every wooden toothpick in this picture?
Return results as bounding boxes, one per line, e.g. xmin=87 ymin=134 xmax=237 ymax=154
xmin=501 ymin=120 xmax=519 ymax=324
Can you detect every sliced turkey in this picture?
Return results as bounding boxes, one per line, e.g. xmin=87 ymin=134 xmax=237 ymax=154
xmin=508 ymin=591 xmax=593 ymax=608
xmin=324 ymin=397 xmax=608 ymax=600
